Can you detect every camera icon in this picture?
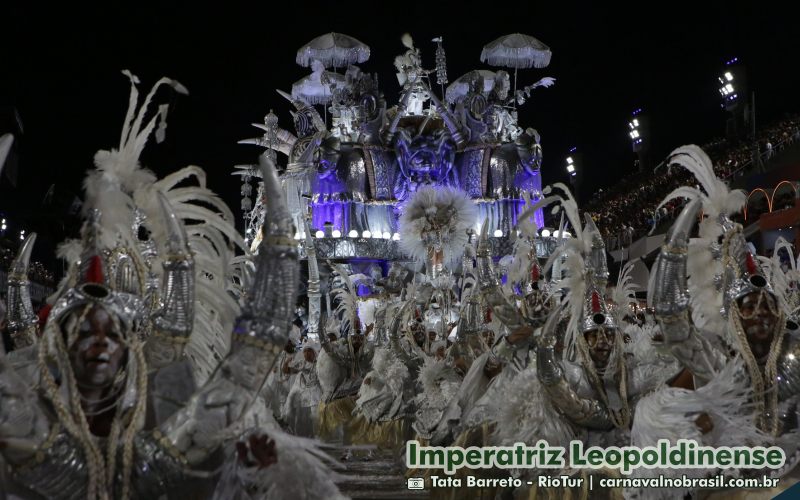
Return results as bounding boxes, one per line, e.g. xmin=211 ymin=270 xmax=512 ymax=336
xmin=407 ymin=477 xmax=425 ymax=490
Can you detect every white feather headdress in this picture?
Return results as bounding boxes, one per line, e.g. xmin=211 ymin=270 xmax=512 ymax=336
xmin=77 ymin=71 xmax=246 ymax=384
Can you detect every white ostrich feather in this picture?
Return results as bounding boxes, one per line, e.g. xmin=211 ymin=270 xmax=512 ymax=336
xmin=85 ymin=71 xmax=187 ymax=247
xmin=418 ymin=357 xmax=460 ymax=401
xmin=506 ymin=238 xmax=532 ymax=286
xmin=623 ymin=322 xmax=661 ymax=363
xmin=537 ymin=184 xmax=591 ymax=355
xmin=365 ymin=347 xmax=409 ymax=396
xmin=631 ymin=359 xmax=767 ymax=449
xmin=329 ymin=263 xmax=361 ymax=334
xmin=401 ymin=33 xmax=414 ymax=49
xmin=686 ymin=237 xmax=726 ymax=334
xmin=56 ymin=239 xmax=83 ymax=265
xmin=213 ymin=426 xmax=345 ymax=500
xmin=492 ymin=364 xmax=575 ymax=448
xmin=398 ymin=186 xmax=478 ymax=268
xmin=612 ymin=259 xmax=640 ymax=324
xmin=652 ymin=147 xmax=747 ymax=336
xmin=505 ymin=194 xmax=554 ymax=286
xmin=656 ymin=145 xmax=746 ymax=223
xmin=758 ymin=254 xmax=790 ymax=313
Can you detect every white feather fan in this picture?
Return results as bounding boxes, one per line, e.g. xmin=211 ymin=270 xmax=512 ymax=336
xmin=398 ymin=186 xmax=478 ymax=268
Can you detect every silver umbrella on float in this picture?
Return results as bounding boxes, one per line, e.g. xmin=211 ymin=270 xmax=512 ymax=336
xmin=480 ymin=33 xmax=552 ymax=106
xmin=291 ymin=60 xmax=347 ymax=124
xmin=296 ymin=32 xmax=370 ymax=68
xmin=291 ymin=61 xmax=347 ymax=105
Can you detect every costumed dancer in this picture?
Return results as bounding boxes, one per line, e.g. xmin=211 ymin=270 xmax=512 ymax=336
xmin=0 ymin=73 xmax=342 ymax=499
xmin=632 ymin=145 xmax=800 ymax=499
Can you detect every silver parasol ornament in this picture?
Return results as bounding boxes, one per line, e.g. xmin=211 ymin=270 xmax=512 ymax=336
xmin=291 ymin=60 xmax=347 ymax=105
xmin=296 ymin=32 xmax=370 ymax=68
xmin=480 ymin=33 xmax=552 ymax=107
xmin=480 ymin=33 xmax=552 ymax=69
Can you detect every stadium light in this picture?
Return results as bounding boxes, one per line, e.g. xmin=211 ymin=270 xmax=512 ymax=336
xmin=314 ymin=230 xmax=325 ymax=238
xmin=493 ymin=229 xmax=503 ymax=237
xmin=348 ymin=229 xmax=359 ymax=238
xmin=565 ymin=152 xmax=577 ymax=177
xmin=331 ymin=229 xmax=342 ymax=238
xmin=362 ymin=230 xmax=372 ymax=238
xmin=629 ymin=110 xmax=645 ymax=151
xmin=719 ymin=59 xmax=744 ymax=112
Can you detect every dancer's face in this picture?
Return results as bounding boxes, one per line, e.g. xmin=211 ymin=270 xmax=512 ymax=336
xmin=583 ymin=327 xmax=613 ymax=370
xmin=303 ymin=347 xmax=316 ymax=363
xmin=68 ymin=305 xmax=127 ymax=389
xmin=737 ymin=290 xmax=778 ymax=359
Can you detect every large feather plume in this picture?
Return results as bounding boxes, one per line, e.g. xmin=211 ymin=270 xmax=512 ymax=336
xmin=329 ymin=263 xmax=368 ymax=335
xmin=398 ymin=186 xmax=478 ymax=268
xmin=505 ymin=192 xmax=544 ymax=286
xmin=657 ymin=145 xmax=747 ymax=226
xmin=538 ymin=184 xmax=591 ymax=354
xmin=417 ymin=357 xmax=461 ymax=404
xmin=85 ymin=70 xmax=188 ymax=249
xmin=79 ymin=72 xmax=245 ymax=384
xmin=492 ymin=364 xmax=575 ymax=452
xmin=656 ymin=145 xmax=747 ymax=335
xmin=612 ymin=259 xmax=640 ymax=325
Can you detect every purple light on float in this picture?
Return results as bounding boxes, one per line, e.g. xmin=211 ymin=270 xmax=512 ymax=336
xmin=512 ymin=169 xmax=545 ymax=229
xmin=311 ymin=202 xmax=346 ymax=234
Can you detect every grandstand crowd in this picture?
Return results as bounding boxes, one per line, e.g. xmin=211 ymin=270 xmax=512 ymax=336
xmin=584 ymin=114 xmax=800 ymax=250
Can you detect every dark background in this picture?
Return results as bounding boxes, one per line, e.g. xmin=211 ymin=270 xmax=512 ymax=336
xmin=2 ymin=1 xmax=798 ymax=270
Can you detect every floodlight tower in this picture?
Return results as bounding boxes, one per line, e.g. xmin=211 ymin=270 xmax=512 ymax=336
xmin=718 ymin=57 xmax=749 ymax=141
xmin=628 ymin=108 xmax=649 ymax=171
xmin=565 ymin=147 xmax=580 ymax=200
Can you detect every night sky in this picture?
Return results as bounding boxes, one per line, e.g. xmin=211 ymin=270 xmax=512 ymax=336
xmin=2 ymin=2 xmax=798 ymax=268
